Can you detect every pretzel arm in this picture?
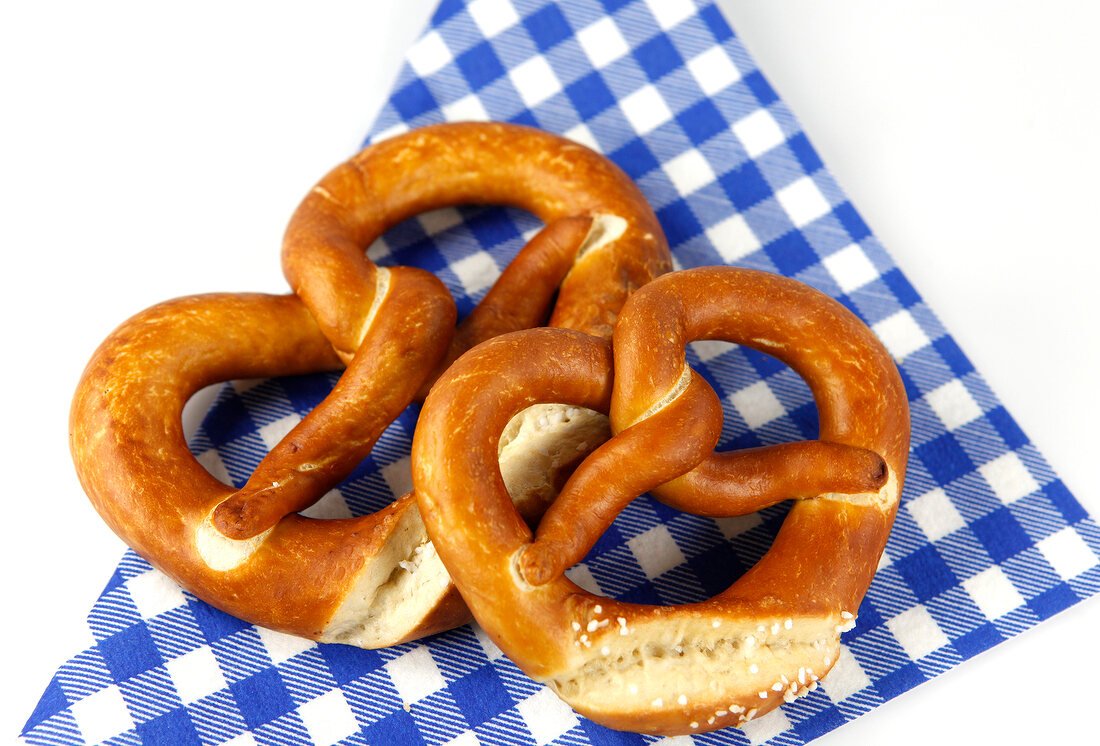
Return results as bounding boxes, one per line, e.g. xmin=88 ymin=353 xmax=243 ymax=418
xmin=655 ymin=440 xmax=888 ymax=517
xmin=213 ymin=265 xmax=455 ymax=539
xmin=414 ymin=266 xmax=909 ymax=735
xmin=455 ymin=216 xmax=594 ymax=345
xmin=418 ymin=216 xmax=593 ymax=398
xmin=520 ymin=370 xmax=721 ymax=585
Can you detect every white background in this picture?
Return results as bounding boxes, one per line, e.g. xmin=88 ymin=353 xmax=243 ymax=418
xmin=3 ymin=1 xmax=1098 ymax=743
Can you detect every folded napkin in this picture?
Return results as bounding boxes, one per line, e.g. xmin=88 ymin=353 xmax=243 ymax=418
xmin=22 ymin=0 xmax=1100 ymax=744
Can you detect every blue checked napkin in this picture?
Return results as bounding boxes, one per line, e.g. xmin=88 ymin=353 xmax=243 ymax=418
xmin=23 ymin=1 xmax=1100 ymax=744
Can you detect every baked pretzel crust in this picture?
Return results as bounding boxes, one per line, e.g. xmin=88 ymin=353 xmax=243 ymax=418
xmin=70 ymin=122 xmax=670 ymax=648
xmin=413 ymin=267 xmax=909 ymax=734
xmin=70 ymin=293 xmax=471 ymax=644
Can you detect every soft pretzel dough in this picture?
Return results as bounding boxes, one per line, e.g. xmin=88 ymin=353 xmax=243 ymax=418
xmin=70 ymin=122 xmax=669 ymax=647
xmin=412 ymin=267 xmax=909 ymax=734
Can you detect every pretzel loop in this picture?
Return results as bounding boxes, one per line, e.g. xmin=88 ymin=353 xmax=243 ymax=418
xmin=71 ymin=122 xmax=670 ymax=649
xmin=209 ymin=122 xmax=670 ymax=539
xmin=412 ymin=266 xmax=909 ymax=735
xmin=71 ymin=293 xmax=471 ymax=645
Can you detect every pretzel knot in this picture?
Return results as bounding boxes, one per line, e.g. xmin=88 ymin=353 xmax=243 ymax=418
xmin=412 ymin=266 xmax=909 ymax=735
xmin=70 ymin=122 xmax=669 ymax=648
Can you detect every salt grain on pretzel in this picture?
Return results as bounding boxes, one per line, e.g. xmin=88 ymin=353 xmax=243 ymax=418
xmin=412 ymin=266 xmax=909 ymax=734
xmin=70 ymin=122 xmax=669 ymax=647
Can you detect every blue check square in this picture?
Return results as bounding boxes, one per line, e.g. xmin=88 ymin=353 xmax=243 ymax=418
xmin=451 ymin=665 xmax=514 ymax=726
xmin=677 ymin=98 xmax=727 ymax=146
xmin=230 ymin=669 xmax=294 ymax=730
xmin=972 ymin=508 xmax=1032 ymax=563
xmin=916 ymin=433 xmax=975 ymax=486
xmin=719 ymin=160 xmax=772 ymax=210
xmin=895 ymin=546 xmax=958 ymax=603
xmin=99 ymin=623 xmax=162 ymax=684
xmin=456 ymin=40 xmax=507 ymax=91
xmin=524 ymin=3 xmax=573 ymax=51
xmin=136 ymin=708 xmax=202 ymax=746
xmin=567 ymin=71 xmax=617 ymax=119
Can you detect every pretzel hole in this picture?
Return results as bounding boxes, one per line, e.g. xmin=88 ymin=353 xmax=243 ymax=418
xmin=548 ymin=493 xmax=793 ymax=608
xmin=531 ymin=341 xmax=840 ymax=605
xmin=190 ymin=371 xmax=418 ymax=520
xmin=686 ymin=340 xmax=821 ymax=448
xmin=366 ymin=205 xmax=548 ymax=319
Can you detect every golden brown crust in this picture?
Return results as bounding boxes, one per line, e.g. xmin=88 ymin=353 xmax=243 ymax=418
xmin=70 ymin=293 xmax=478 ymax=643
xmin=70 ymin=122 xmax=670 ymax=648
xmin=412 ymin=267 xmax=909 ymax=735
xmin=283 ymin=121 xmax=670 ymax=356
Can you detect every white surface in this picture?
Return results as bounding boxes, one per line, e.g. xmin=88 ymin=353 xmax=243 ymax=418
xmin=2 ymin=1 xmax=1097 ymax=743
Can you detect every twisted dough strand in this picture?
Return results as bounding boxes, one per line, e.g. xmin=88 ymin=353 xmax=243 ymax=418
xmin=413 ymin=266 xmax=909 ymax=734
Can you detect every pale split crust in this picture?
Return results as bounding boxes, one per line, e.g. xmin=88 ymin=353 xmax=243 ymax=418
xmin=69 ymin=122 xmax=669 ymax=648
xmin=412 ymin=267 xmax=909 ymax=735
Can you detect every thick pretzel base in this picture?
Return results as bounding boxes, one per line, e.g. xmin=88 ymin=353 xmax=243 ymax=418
xmin=413 ymin=268 xmax=908 ymax=735
xmin=70 ymin=293 xmax=610 ymax=648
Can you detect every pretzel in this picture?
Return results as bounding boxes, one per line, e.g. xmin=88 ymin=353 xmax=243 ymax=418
xmin=71 ymin=293 xmax=474 ymax=644
xmin=412 ymin=266 xmax=909 ymax=735
xmin=70 ymin=122 xmax=669 ymax=647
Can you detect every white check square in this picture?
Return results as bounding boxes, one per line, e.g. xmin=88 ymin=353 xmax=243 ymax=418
xmin=576 ymin=17 xmax=628 ymax=70
xmin=821 ymin=645 xmax=870 ymax=702
xmin=620 ymin=85 xmax=672 ymax=135
xmin=256 ymin=625 xmax=315 ymax=665
xmin=687 ymin=46 xmax=741 ymax=96
xmin=823 ymin=243 xmax=879 ymax=292
xmin=628 ymin=525 xmax=685 ymax=579
xmin=468 ymin=0 xmax=519 ymax=38
xmin=706 ymin=213 xmax=760 ymax=262
xmin=564 ymin=122 xmax=601 ymax=152
xmin=443 ymin=733 xmax=482 ymax=746
xmin=730 ymin=380 xmax=785 ymax=431
xmin=452 ymin=251 xmax=500 ymax=296
xmin=371 ymin=121 xmax=410 ymax=144
xmin=366 ymin=235 xmax=393 ymax=262
xmin=298 ymin=488 xmax=353 ymax=520
xmin=386 ymin=646 xmax=446 ymax=706
xmin=690 ymin=339 xmax=733 ymax=364
xmin=418 ymin=207 xmax=464 ymax=236
xmin=926 ymin=379 xmax=982 ymax=432
xmin=887 ymin=605 xmax=948 ymax=660
xmin=979 ymin=452 xmax=1038 ymax=505
xmin=70 ymin=685 xmax=134 ymax=746
xmin=741 ymin=707 xmax=790 ymax=744
xmin=517 ymin=686 xmax=578 ymax=745
xmin=165 ymin=645 xmax=226 ymax=705
xmin=907 ymin=487 xmax=965 ymax=542
xmin=564 ymin=564 xmax=603 ymax=595
xmin=964 ymin=566 xmax=1024 ymax=620
xmin=510 ymin=56 xmax=562 ymax=108
xmin=127 ymin=570 xmax=187 ymax=620
xmin=732 ymin=109 xmax=785 ymax=158
xmin=381 ymin=455 xmax=414 ymax=498
xmin=873 ymin=310 xmax=930 ymax=360
xmin=646 ymin=0 xmax=695 ymax=30
xmin=298 ymin=689 xmax=359 ymax=746
xmin=776 ymin=176 xmax=831 ymax=228
xmin=258 ymin=414 xmax=300 ymax=451
xmin=1038 ymin=527 xmax=1097 ymax=581
xmin=663 ymin=148 xmax=716 ymax=195
xmin=196 ymin=447 xmax=233 ymax=485
xmin=407 ymin=30 xmax=452 ymax=77
xmin=443 ymin=93 xmax=490 ymax=122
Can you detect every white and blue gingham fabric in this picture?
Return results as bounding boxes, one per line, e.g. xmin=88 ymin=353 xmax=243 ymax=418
xmin=23 ymin=1 xmax=1100 ymax=744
